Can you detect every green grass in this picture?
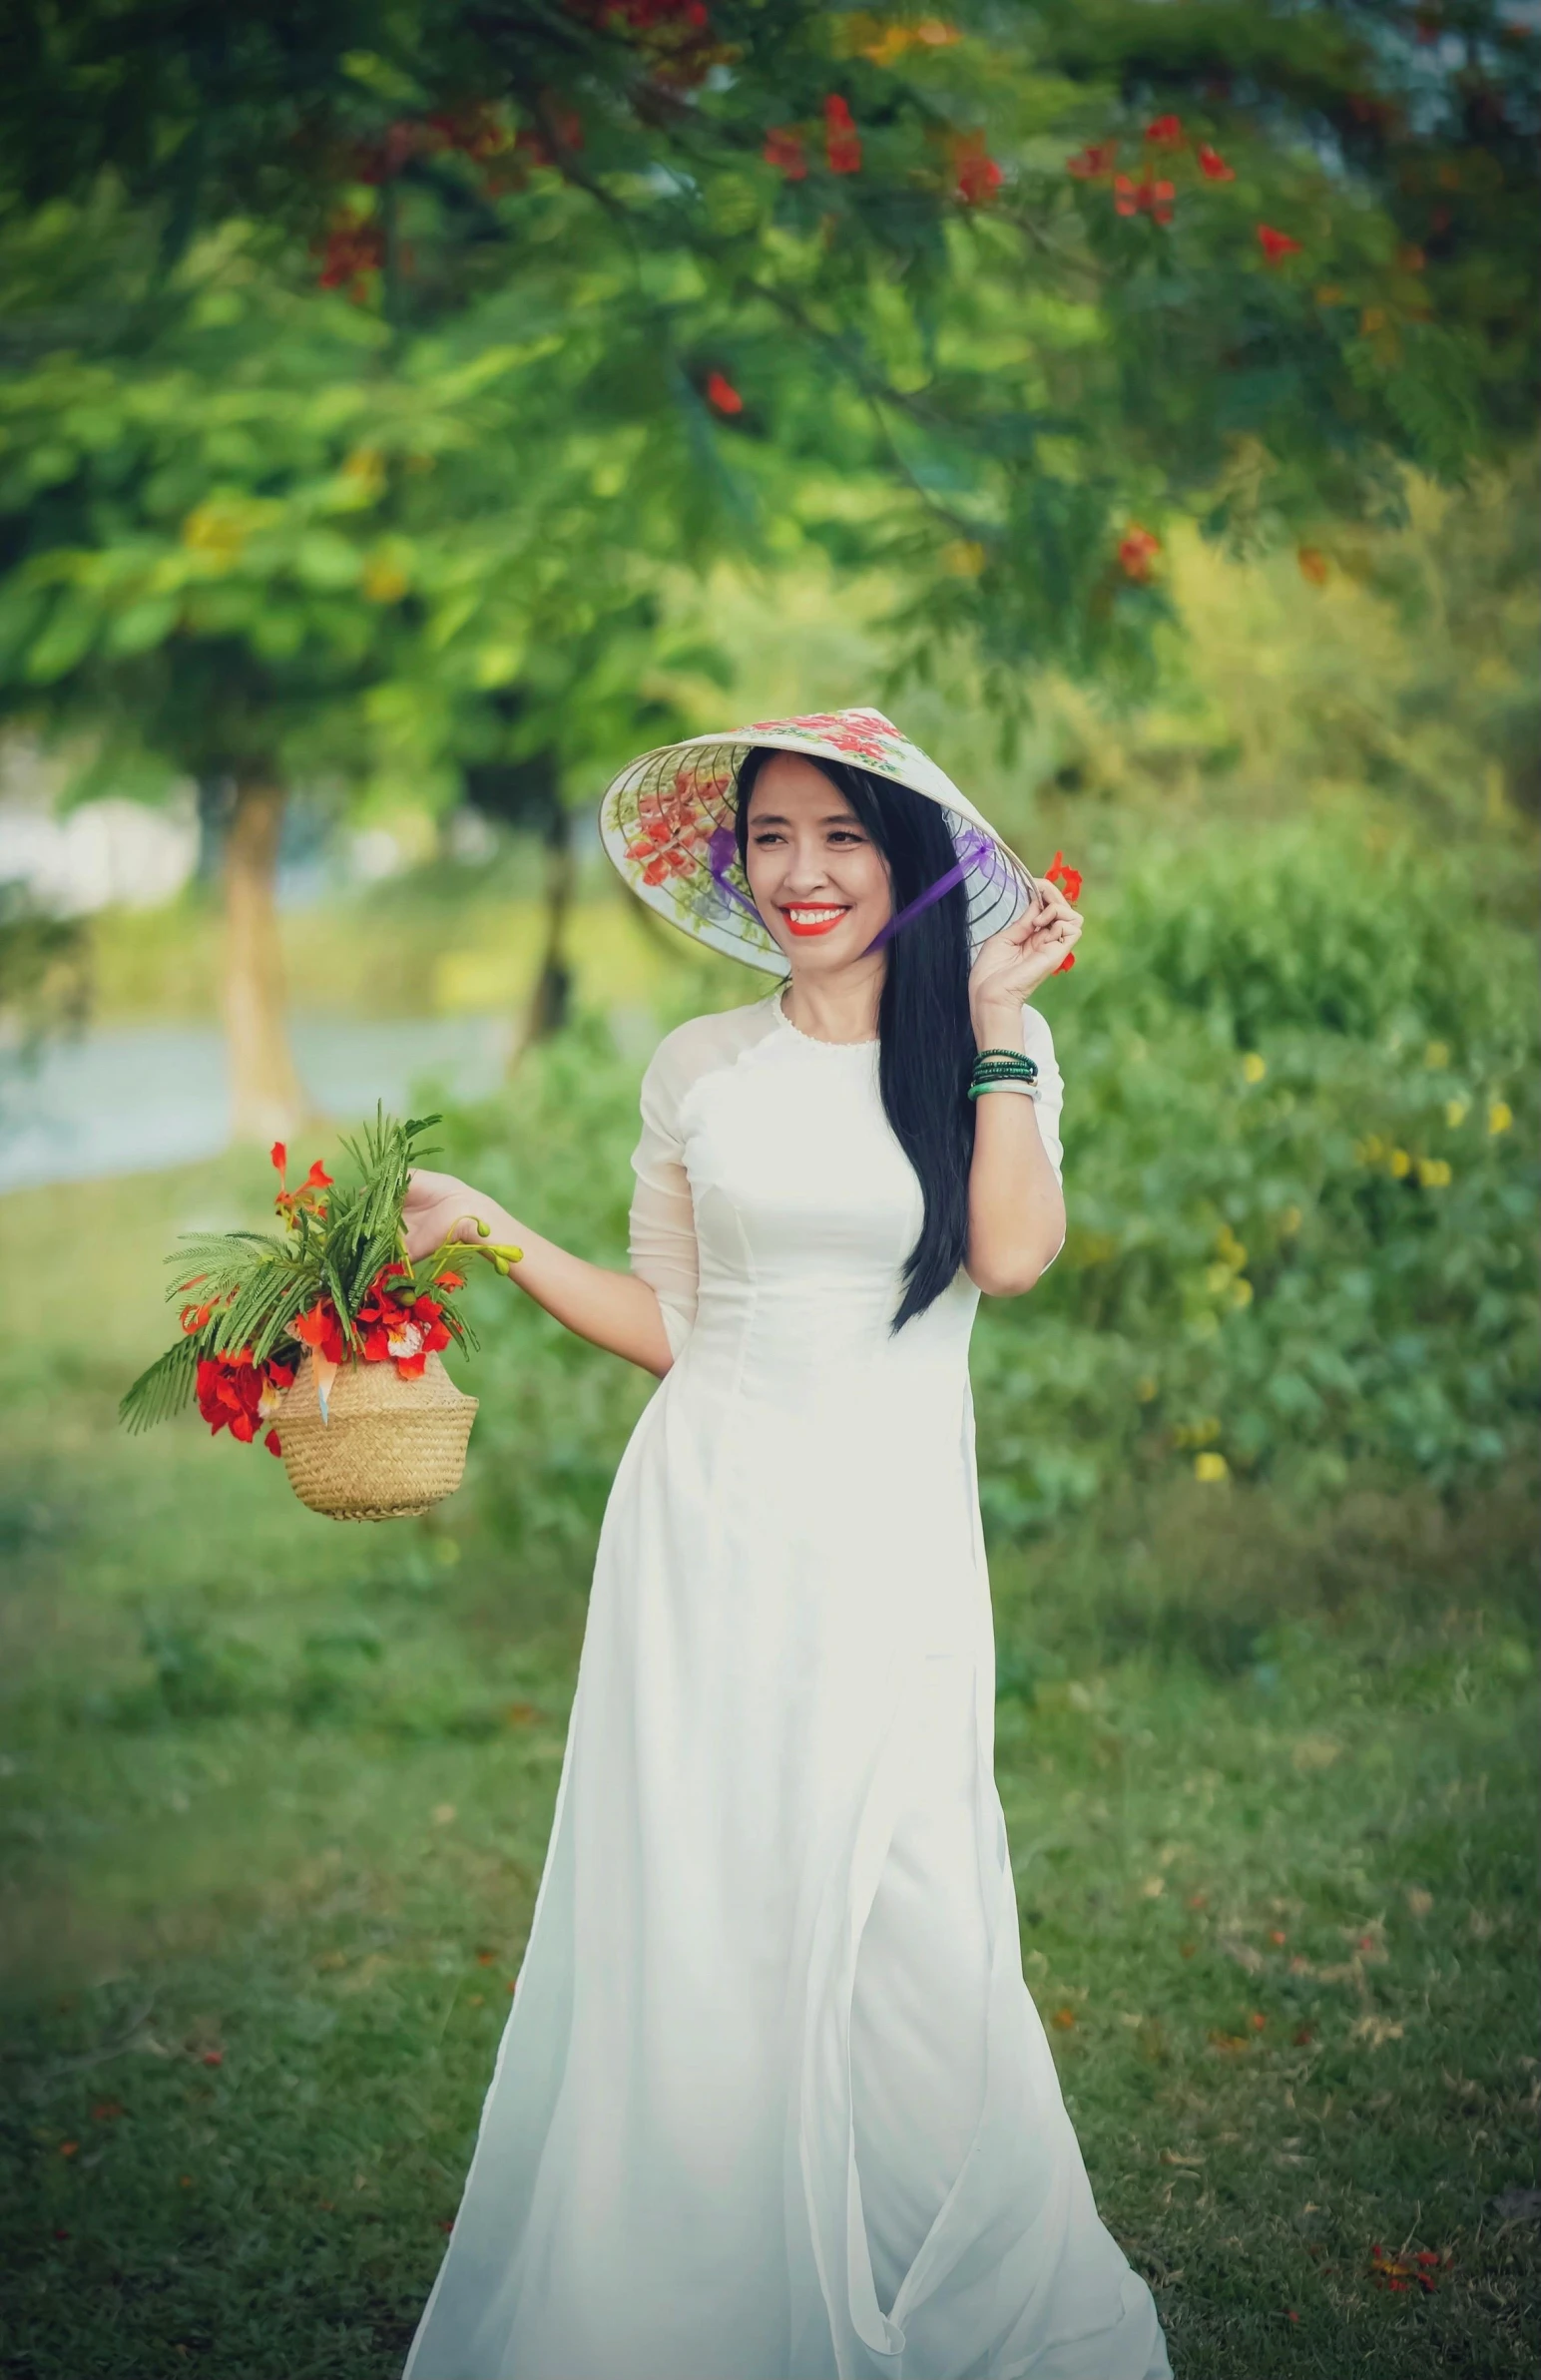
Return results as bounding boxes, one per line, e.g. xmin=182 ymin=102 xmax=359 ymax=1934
xmin=1 ymin=1157 xmax=1536 ymax=2380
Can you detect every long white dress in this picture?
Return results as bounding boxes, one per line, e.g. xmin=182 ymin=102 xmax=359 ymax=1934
xmin=404 ymin=985 xmax=1171 ymax=2380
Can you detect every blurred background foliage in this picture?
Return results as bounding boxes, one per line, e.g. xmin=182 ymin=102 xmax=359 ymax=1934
xmin=0 ymin=4 xmax=1537 ymax=2375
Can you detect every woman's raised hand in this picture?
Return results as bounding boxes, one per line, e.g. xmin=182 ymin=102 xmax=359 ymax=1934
xmin=967 ymin=872 xmax=1084 ymax=1025
xmin=401 ymin=1168 xmax=503 ymax=1263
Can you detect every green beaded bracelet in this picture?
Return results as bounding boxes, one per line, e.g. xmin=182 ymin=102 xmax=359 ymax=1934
xmin=970 ymin=1057 xmax=1038 ymax=1081
xmin=975 ymin=1048 xmax=1036 ymax=1067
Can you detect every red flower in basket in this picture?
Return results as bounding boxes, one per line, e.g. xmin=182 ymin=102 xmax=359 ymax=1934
xmin=356 ymin=1266 xmax=453 ymax=1377
xmin=293 ymin=1298 xmax=347 ymax=1367
xmin=196 ymin=1348 xmax=293 ymax=1451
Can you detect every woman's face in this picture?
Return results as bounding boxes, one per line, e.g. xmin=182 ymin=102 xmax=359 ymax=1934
xmin=743 ymin=754 xmax=892 ymax=970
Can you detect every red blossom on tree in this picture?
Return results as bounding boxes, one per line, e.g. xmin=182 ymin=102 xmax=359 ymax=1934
xmin=705 ymin=369 xmax=745 ymax=416
xmin=1117 ymin=523 xmax=1161 ymax=580
xmin=1144 ymin=114 xmax=1185 ymax=147
xmin=1066 ymin=140 xmax=1118 ymax=180
xmin=952 ymin=133 xmax=1003 ymax=206
xmin=763 ymin=126 xmax=806 ymax=180
xmin=1257 ymin=223 xmax=1303 ymax=263
xmin=1197 ymin=144 xmax=1235 ymax=182
xmin=315 ymin=213 xmax=385 ymax=300
xmin=1115 ymin=175 xmax=1174 ymax=225
xmin=824 ymin=95 xmax=862 ymax=175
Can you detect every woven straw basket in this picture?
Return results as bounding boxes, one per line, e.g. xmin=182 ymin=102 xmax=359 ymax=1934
xmin=278 ymin=1349 xmax=478 ymax=1522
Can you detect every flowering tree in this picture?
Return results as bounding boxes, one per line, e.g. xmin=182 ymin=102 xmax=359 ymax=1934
xmin=0 ymin=2 xmax=1533 ymax=1116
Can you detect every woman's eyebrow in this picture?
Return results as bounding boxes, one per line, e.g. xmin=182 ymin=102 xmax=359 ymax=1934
xmin=750 ymin=810 xmax=863 ymax=828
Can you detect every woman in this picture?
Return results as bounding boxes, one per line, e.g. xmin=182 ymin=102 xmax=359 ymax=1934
xmin=400 ymin=711 xmax=1171 ymax=2380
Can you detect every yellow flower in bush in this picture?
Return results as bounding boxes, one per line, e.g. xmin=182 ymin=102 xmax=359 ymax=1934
xmin=1445 ymin=1100 xmax=1467 ymax=1129
xmin=1194 ymin=1451 xmax=1230 ymax=1483
xmin=1415 ymin=1158 xmax=1452 ymax=1189
xmin=1424 ymin=1041 xmax=1450 ymax=1069
xmin=1389 ymin=1148 xmax=1411 ymax=1178
xmin=1489 ymin=1101 xmax=1513 ymax=1136
xmin=362 ymin=553 xmax=410 ymax=604
xmin=1242 ymin=1052 xmax=1267 ymax=1084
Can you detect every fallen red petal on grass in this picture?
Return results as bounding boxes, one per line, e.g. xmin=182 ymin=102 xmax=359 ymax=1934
xmin=1051 ymin=2006 xmax=1077 ymax=2029
xmin=201 ymin=2050 xmax=224 ymax=2068
xmin=58 ymin=2141 xmax=79 ymax=2157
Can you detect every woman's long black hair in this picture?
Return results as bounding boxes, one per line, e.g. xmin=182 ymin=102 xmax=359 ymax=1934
xmin=734 ymin=746 xmax=977 ymax=1332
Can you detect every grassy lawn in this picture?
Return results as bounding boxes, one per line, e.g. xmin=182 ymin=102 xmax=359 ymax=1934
xmin=1 ymin=1160 xmax=1536 ymax=2379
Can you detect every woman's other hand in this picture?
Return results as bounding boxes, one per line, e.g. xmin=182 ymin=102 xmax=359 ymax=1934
xmin=402 ymin=1169 xmax=503 ymax=1262
xmin=967 ymin=872 xmax=1083 ymax=1029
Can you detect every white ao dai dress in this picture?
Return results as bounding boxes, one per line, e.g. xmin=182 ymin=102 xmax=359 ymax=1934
xmin=404 ymin=985 xmax=1171 ymax=2380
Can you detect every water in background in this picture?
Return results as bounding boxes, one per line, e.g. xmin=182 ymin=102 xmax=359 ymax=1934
xmin=0 ymin=1015 xmax=516 ymax=1193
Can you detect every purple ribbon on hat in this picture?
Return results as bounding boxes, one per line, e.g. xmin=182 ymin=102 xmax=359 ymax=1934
xmin=861 ymin=825 xmax=995 ymax=956
xmin=707 ymin=824 xmax=765 ymax=923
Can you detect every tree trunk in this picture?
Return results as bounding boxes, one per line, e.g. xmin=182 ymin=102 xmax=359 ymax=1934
xmin=224 ymin=774 xmax=303 ymax=1143
xmin=510 ymin=795 xmax=575 ymax=1070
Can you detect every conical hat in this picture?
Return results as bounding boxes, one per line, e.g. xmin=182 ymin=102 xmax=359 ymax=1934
xmin=598 ymin=707 xmax=1034 ymax=976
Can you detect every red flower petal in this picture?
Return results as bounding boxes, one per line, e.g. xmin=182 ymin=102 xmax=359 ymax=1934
xmin=705 ymin=369 xmax=744 ymax=416
xmin=270 ymin=1143 xmax=286 ymax=1174
xmin=1197 ymin=144 xmax=1235 ymax=182
xmin=264 ymin=1428 xmax=282 ymax=1457
xmin=1144 ymin=114 xmax=1184 ymax=146
xmin=764 ymin=126 xmax=806 ymax=181
xmin=824 ymin=94 xmax=861 ymax=174
xmin=1257 ymin=223 xmax=1302 ymax=262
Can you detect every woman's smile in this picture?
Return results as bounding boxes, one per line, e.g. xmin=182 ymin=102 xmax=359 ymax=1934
xmin=780 ymin=902 xmax=852 ymax=937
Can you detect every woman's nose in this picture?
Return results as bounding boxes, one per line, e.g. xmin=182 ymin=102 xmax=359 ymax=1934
xmin=782 ymin=842 xmax=831 ymax=891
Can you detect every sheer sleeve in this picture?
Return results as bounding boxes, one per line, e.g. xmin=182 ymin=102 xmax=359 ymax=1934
xmin=629 ymin=1034 xmax=700 ymax=1360
xmin=1020 ymin=1004 xmax=1064 ymax=1187
xmin=1017 ymin=1003 xmax=1066 ymax=1272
